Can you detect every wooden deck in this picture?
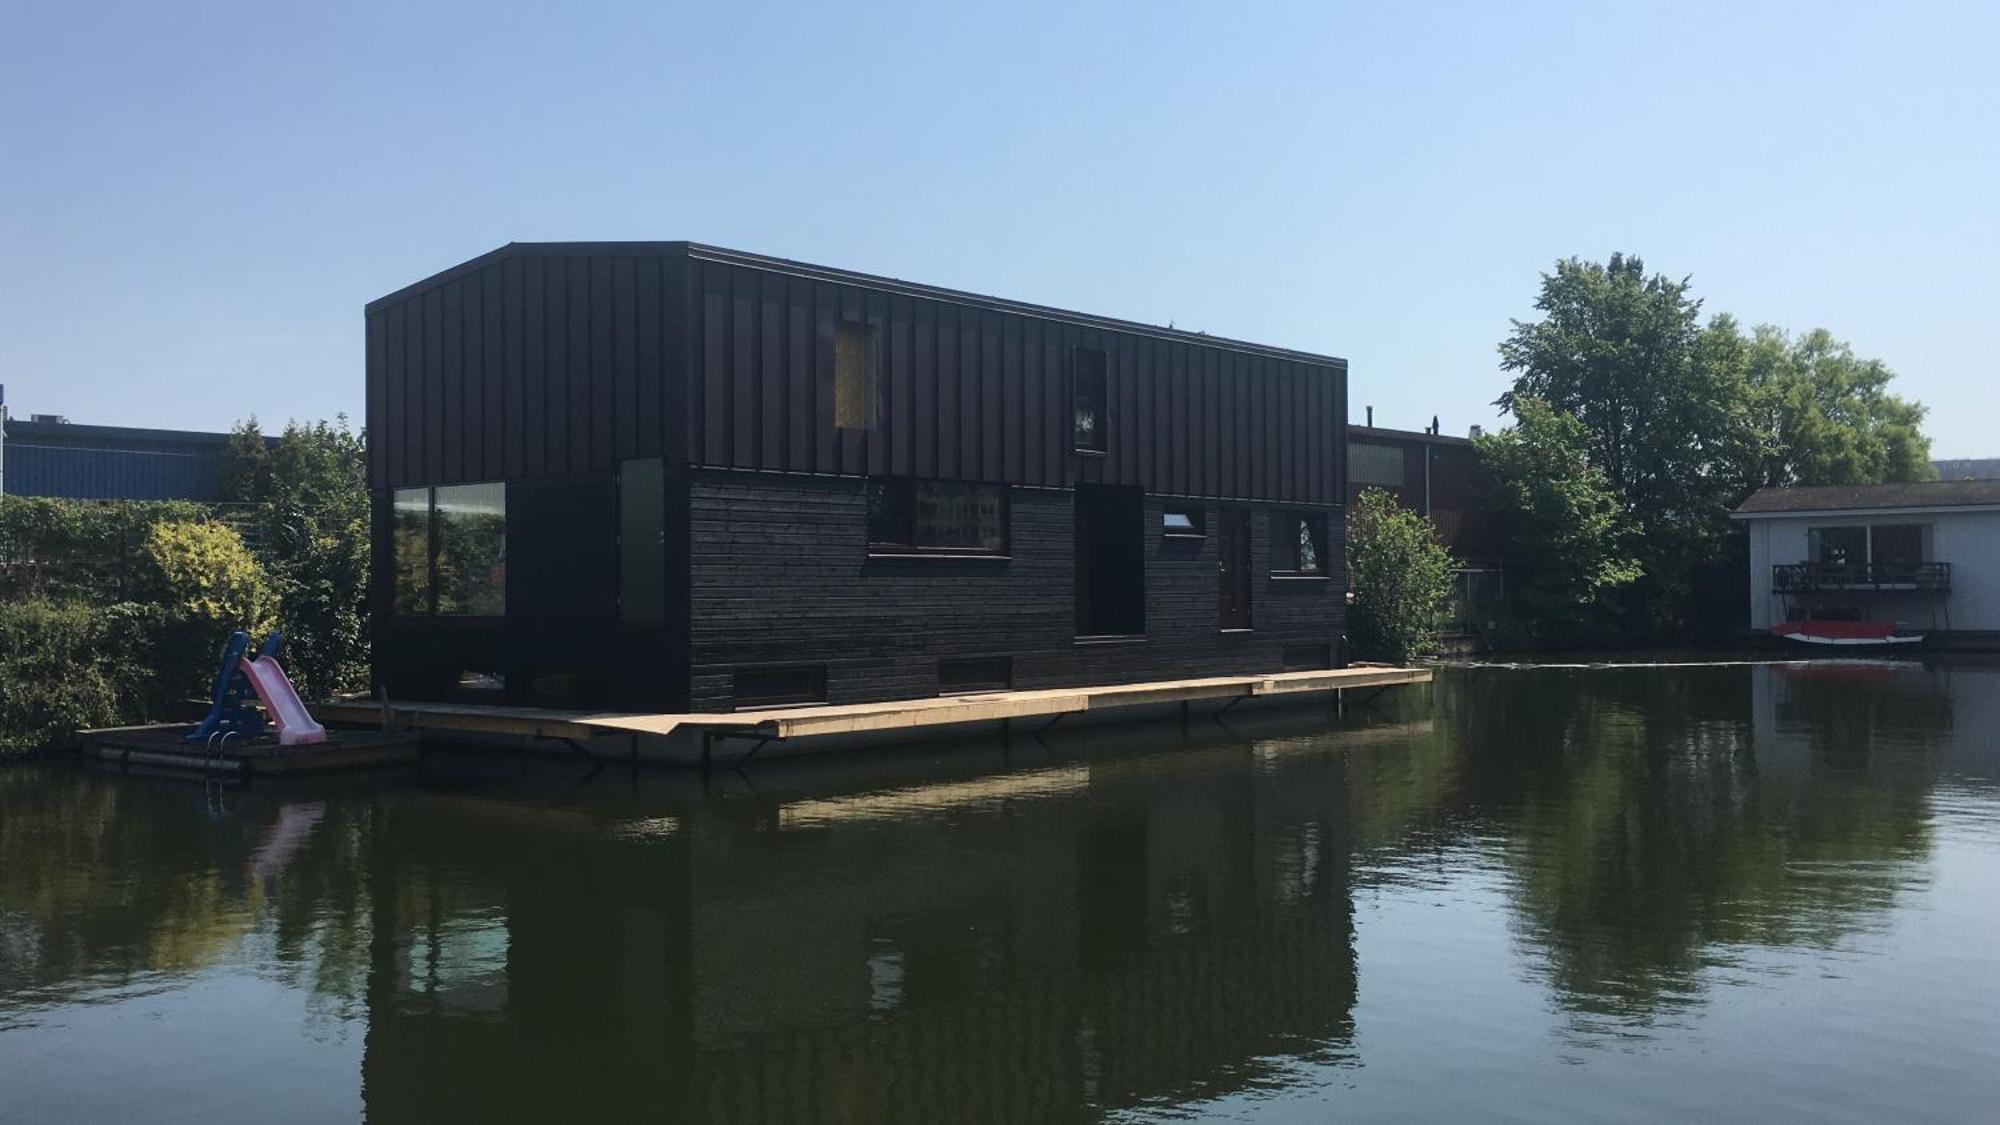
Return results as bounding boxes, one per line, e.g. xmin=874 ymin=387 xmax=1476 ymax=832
xmin=80 ymin=723 xmax=422 ymax=775
xmin=317 ymin=665 xmax=1431 ymax=749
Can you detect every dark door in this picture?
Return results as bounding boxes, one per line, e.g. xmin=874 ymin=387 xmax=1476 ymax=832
xmin=1218 ymin=510 xmax=1251 ymax=630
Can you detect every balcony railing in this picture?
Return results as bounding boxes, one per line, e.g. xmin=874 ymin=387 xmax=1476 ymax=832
xmin=1772 ymin=561 xmax=1951 ymax=593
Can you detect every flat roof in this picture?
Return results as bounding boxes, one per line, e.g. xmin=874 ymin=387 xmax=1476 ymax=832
xmin=1 ymin=418 xmax=236 ymax=447
xmin=1347 ymin=424 xmax=1475 ymax=448
xmin=367 ymin=241 xmax=1347 ymax=369
xmin=1734 ymin=479 xmax=2000 ymax=516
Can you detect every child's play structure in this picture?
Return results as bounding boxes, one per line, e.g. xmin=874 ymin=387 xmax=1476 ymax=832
xmin=185 ymin=630 xmax=327 ymax=747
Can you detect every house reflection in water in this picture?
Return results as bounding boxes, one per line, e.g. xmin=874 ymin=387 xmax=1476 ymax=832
xmin=355 ymin=729 xmax=1367 ymax=1121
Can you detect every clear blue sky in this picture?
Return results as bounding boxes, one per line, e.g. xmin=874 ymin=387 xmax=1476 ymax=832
xmin=3 ymin=1 xmax=1994 ymax=455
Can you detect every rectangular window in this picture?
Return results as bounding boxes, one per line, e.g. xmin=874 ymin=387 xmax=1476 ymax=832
xmin=620 ymin=458 xmax=666 ymax=626
xmin=392 ymin=488 xmax=432 ymax=615
xmin=1218 ymin=509 xmax=1251 ymax=630
xmin=1272 ymin=510 xmax=1329 ymax=576
xmin=1072 ymin=347 xmax=1108 ymax=452
xmin=434 ymin=482 xmax=507 ymax=616
xmin=1870 ymin=524 xmax=1926 ymax=566
xmin=1809 ymin=526 xmax=1868 ymax=567
xmin=395 ymin=483 xmax=507 ymax=616
xmin=834 ymin=321 xmax=878 ymax=430
xmin=1076 ymin=484 xmax=1145 ymax=637
xmin=1349 ymin=442 xmax=1405 ymax=487
xmin=866 ymin=479 xmax=1008 ymax=555
xmin=733 ymin=665 xmax=827 ymax=708
xmin=1163 ymin=506 xmax=1205 ymax=538
xmin=939 ymin=656 xmax=1012 ymax=694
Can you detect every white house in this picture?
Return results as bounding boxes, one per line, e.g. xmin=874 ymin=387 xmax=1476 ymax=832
xmin=1733 ymin=480 xmax=2000 ymax=635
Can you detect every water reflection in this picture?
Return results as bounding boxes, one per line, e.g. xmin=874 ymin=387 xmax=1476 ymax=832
xmin=2 ymin=662 xmax=1996 ymax=1121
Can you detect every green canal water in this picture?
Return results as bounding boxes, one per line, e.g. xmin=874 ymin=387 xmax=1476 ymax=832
xmin=3 ymin=662 xmax=1999 ymax=1122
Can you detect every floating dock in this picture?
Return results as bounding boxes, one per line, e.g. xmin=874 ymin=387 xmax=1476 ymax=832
xmin=80 ymin=723 xmax=422 ymax=776
xmin=318 ymin=665 xmax=1432 ymax=763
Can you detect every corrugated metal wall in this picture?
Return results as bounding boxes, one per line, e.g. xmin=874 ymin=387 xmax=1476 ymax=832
xmin=369 ymin=244 xmax=1347 ymax=505
xmin=1 ymin=423 xmax=228 ymax=500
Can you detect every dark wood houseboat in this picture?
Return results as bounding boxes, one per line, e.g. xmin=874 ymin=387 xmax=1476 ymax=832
xmin=367 ymin=243 xmax=1348 ymax=713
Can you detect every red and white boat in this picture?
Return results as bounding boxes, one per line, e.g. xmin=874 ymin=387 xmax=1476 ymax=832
xmin=1769 ymin=619 xmax=1926 ymax=647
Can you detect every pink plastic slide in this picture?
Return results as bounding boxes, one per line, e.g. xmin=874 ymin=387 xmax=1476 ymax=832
xmin=238 ymin=657 xmax=327 ymax=746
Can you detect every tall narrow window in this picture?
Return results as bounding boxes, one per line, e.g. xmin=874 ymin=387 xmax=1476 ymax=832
xmin=393 ymin=488 xmax=432 ymax=615
xmin=1072 ymin=347 xmax=1108 ymax=452
xmin=834 ymin=321 xmax=878 ymax=430
xmin=620 ymin=458 xmax=665 ymax=626
xmin=1273 ymin=511 xmax=1329 ymax=577
xmin=1218 ymin=509 xmax=1251 ymax=630
xmin=434 ymin=482 xmax=507 ymax=616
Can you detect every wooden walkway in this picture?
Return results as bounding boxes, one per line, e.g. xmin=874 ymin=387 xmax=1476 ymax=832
xmin=318 ymin=665 xmax=1430 ymax=748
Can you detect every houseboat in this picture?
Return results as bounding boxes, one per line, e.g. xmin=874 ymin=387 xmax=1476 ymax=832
xmin=366 ymin=243 xmax=1351 ymax=714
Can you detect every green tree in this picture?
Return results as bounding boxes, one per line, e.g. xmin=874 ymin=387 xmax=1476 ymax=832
xmin=218 ymin=418 xmax=272 ymax=503
xmin=1475 ymin=398 xmax=1641 ymax=646
xmin=1498 ymin=254 xmax=1760 ymax=637
xmin=1345 ymin=488 xmax=1459 ymax=664
xmin=1742 ymin=325 xmax=1934 ymax=487
xmin=220 ymin=417 xmax=371 ymax=699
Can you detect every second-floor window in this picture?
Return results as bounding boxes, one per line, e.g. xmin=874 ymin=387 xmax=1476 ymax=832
xmin=1072 ymin=347 xmax=1108 ymax=453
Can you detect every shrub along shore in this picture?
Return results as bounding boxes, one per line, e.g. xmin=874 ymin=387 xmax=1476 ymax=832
xmin=0 ymin=418 xmax=366 ymax=755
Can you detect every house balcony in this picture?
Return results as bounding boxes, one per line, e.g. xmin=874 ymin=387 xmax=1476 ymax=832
xmin=1772 ymin=561 xmax=1951 ymax=594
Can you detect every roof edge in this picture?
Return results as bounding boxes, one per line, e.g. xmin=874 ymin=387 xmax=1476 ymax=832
xmin=366 ymin=241 xmax=1348 ymax=368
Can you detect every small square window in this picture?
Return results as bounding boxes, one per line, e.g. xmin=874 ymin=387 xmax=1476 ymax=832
xmin=1163 ymin=507 xmax=1205 ymax=538
xmin=1273 ymin=511 xmax=1329 ymax=576
xmin=1072 ymin=347 xmax=1108 ymax=452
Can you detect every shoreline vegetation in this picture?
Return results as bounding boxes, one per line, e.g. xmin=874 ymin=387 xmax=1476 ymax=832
xmin=1 ymin=254 xmax=1938 ymax=755
xmin=0 ymin=418 xmax=366 ymax=755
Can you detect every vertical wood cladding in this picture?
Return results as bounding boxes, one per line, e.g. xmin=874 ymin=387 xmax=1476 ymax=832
xmin=369 ymin=244 xmax=1344 ymax=503
xmin=687 ymin=473 xmax=1344 ymax=711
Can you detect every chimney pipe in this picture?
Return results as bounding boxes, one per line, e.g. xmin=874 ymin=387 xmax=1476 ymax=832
xmin=1365 ymin=405 xmax=1373 ymax=427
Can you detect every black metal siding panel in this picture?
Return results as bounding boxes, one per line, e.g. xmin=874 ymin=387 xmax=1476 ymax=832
xmin=365 ymin=308 xmax=388 ymax=488
xmin=370 ymin=244 xmax=1344 ymax=503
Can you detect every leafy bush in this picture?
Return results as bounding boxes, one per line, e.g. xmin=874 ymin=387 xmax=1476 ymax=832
xmin=0 ymin=600 xmax=142 ymax=753
xmin=0 ymin=498 xmax=281 ymax=752
xmin=138 ymin=519 xmax=280 ymax=709
xmin=1346 ymin=488 xmax=1459 ymax=664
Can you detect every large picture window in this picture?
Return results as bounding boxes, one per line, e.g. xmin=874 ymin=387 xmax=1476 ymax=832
xmin=1272 ymin=510 xmax=1329 ymax=576
xmin=866 ymin=479 xmax=1008 ymax=556
xmin=395 ymin=482 xmax=507 ymax=616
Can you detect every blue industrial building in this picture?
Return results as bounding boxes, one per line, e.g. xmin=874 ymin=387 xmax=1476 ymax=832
xmin=1 ymin=402 xmax=241 ymax=502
